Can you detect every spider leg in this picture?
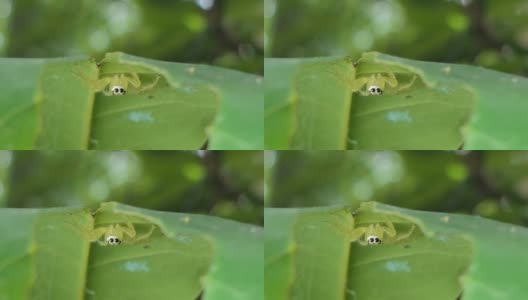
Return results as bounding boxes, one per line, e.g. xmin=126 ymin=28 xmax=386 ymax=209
xmin=101 ymin=89 xmax=114 ymax=96
xmin=358 ymin=90 xmax=371 ymax=96
xmin=393 ymin=224 xmax=415 ymax=242
xmin=96 ymin=240 xmax=107 ymax=246
xmin=357 ymin=239 xmax=369 ymax=246
xmin=380 ymin=72 xmax=398 ymax=89
xmin=139 ymin=75 xmax=160 ymax=92
xmin=348 ymin=227 xmax=369 ymax=243
xmin=86 ymin=226 xmax=110 ymax=243
xmin=395 ymin=75 xmax=417 ymax=92
xmin=350 ymin=76 xmax=370 ymax=95
xmin=379 ymin=218 xmax=397 ymax=238
xmin=125 ymin=73 xmax=142 ymax=89
xmin=321 ymin=211 xmax=365 ymax=242
xmin=327 ymin=64 xmax=363 ymax=91
xmin=134 ymin=225 xmax=155 ymax=242
xmin=119 ymin=222 xmax=137 ymax=239
xmin=73 ymin=66 xmax=113 ymax=94
xmin=96 ymin=77 xmax=117 ymax=95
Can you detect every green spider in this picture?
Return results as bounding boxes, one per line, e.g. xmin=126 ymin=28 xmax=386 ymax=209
xmin=354 ymin=72 xmax=417 ymax=96
xmin=91 ymin=73 xmax=160 ymax=96
xmin=73 ymin=64 xmax=160 ymax=96
xmin=346 ymin=220 xmax=415 ymax=246
xmin=327 ymin=212 xmax=415 ymax=246
xmin=87 ymin=222 xmax=155 ymax=246
xmin=323 ymin=60 xmax=417 ymax=97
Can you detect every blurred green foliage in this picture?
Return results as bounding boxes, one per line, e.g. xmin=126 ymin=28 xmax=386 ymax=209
xmin=0 ymin=0 xmax=263 ymax=74
xmin=0 ymin=150 xmax=264 ymax=225
xmin=265 ymin=0 xmax=528 ymax=76
xmin=265 ymin=151 xmax=528 ymax=226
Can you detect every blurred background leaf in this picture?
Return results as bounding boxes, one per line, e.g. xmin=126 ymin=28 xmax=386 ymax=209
xmin=265 ymin=151 xmax=528 ymax=226
xmin=265 ymin=0 xmax=528 ymax=76
xmin=0 ymin=150 xmax=264 ymax=225
xmin=0 ymin=0 xmax=263 ymax=74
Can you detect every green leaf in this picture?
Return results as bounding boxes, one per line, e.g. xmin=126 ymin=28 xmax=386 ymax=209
xmin=265 ymin=52 xmax=528 ymax=149
xmin=0 ymin=202 xmax=262 ymax=300
xmin=0 ymin=52 xmax=262 ymax=150
xmin=111 ymin=53 xmax=264 ymax=150
xmin=265 ymin=202 xmax=528 ymax=300
xmin=0 ymin=58 xmax=43 ymax=149
xmin=372 ymin=53 xmax=528 ymax=149
xmin=37 ymin=59 xmax=98 ymax=148
xmin=375 ymin=202 xmax=528 ymax=300
xmin=265 ymin=206 xmax=353 ymax=300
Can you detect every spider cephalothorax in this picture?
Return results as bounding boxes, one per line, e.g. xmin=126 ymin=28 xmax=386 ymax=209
xmin=366 ymin=235 xmax=382 ymax=245
xmin=368 ymin=86 xmax=383 ymax=95
xmin=111 ymin=86 xmax=127 ymax=95
xmin=106 ymin=235 xmax=122 ymax=245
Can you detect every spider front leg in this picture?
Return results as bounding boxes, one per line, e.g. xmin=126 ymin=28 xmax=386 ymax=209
xmin=379 ymin=219 xmax=415 ymax=243
xmin=124 ymin=73 xmax=160 ymax=93
xmin=379 ymin=220 xmax=397 ymax=239
xmin=123 ymin=73 xmax=141 ymax=89
xmin=135 ymin=224 xmax=155 ymax=242
xmin=75 ymin=70 xmax=116 ymax=96
xmin=321 ymin=213 xmax=366 ymax=243
xmin=348 ymin=226 xmax=370 ymax=245
xmin=380 ymin=72 xmax=398 ymax=89
xmin=118 ymin=222 xmax=155 ymax=243
xmin=139 ymin=75 xmax=160 ymax=92
xmin=394 ymin=75 xmax=417 ymax=93
xmin=117 ymin=222 xmax=137 ymax=240
xmin=393 ymin=224 xmax=415 ymax=243
xmin=87 ymin=226 xmax=112 ymax=246
xmin=351 ymin=76 xmax=372 ymax=96
xmin=381 ymin=72 xmax=417 ymax=93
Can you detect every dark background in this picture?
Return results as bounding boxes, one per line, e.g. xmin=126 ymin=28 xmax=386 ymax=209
xmin=0 ymin=0 xmax=263 ymax=74
xmin=0 ymin=151 xmax=264 ymax=225
xmin=265 ymin=151 xmax=528 ymax=226
xmin=265 ymin=0 xmax=528 ymax=76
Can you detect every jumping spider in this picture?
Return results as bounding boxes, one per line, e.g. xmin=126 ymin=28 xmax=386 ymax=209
xmin=87 ymin=222 xmax=155 ymax=246
xmin=355 ymin=72 xmax=417 ymax=96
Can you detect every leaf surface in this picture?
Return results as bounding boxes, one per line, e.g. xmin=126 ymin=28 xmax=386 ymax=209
xmin=0 ymin=53 xmax=261 ymax=150
xmin=0 ymin=202 xmax=262 ymax=300
xmin=264 ymin=202 xmax=528 ymax=300
xmin=265 ymin=52 xmax=528 ymax=149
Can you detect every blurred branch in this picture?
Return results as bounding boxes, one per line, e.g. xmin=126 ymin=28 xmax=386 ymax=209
xmin=202 ymin=151 xmax=262 ymax=207
xmin=464 ymin=0 xmax=502 ymax=50
xmin=463 ymin=151 xmax=501 ymax=199
xmin=205 ymin=0 xmax=239 ymax=54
